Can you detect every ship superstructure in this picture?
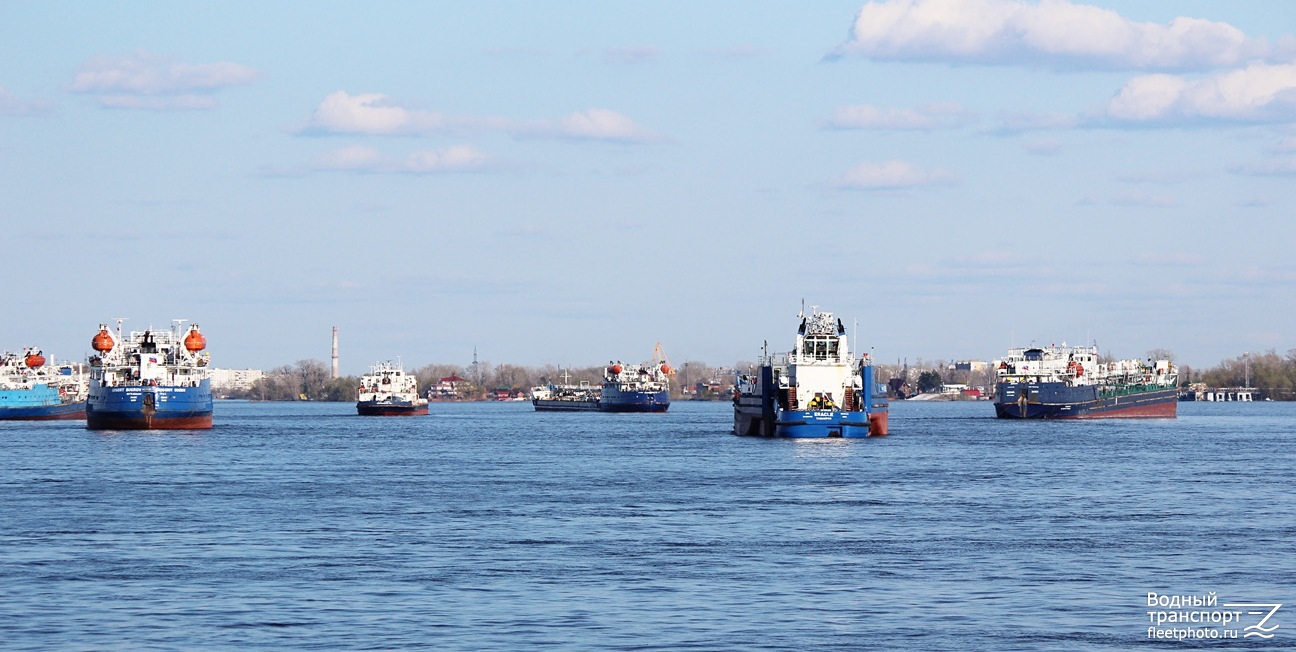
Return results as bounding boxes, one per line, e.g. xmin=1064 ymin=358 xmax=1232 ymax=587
xmin=0 ymin=347 xmax=87 ymax=420
xmin=531 ymin=368 xmax=601 ymax=411
xmin=734 ymin=306 xmax=888 ymax=438
xmin=357 ymin=361 xmax=428 ymax=416
xmin=86 ymin=320 xmax=213 ymax=430
xmin=992 ymin=344 xmax=1178 ymax=418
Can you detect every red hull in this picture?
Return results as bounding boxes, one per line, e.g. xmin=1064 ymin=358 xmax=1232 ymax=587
xmin=995 ymin=384 xmax=1178 ymax=419
xmin=869 ymin=411 xmax=889 ymax=436
xmin=21 ymin=411 xmax=86 ymax=421
xmin=2 ymin=410 xmax=86 ymax=421
xmin=357 ymin=405 xmax=429 ymax=416
xmin=1073 ymin=400 xmax=1177 ymax=419
xmin=86 ymin=414 xmax=213 ymax=430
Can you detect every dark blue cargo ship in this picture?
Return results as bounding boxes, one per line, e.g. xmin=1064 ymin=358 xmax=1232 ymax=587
xmin=992 ymin=345 xmax=1178 ymax=419
xmin=598 ymin=353 xmax=672 ymax=413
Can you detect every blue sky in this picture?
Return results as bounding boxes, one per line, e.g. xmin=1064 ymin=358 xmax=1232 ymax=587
xmin=2 ymin=0 xmax=1294 ymax=373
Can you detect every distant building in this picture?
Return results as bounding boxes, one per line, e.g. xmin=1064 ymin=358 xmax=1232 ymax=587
xmin=430 ymin=375 xmax=465 ymax=400
xmin=209 ymin=368 xmax=265 ymax=392
xmin=1182 ymin=383 xmax=1257 ymax=401
xmin=888 ymin=377 xmax=912 ymax=399
xmin=949 ymin=360 xmax=990 ymax=373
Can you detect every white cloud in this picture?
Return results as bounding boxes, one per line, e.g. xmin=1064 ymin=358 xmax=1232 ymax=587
xmin=301 ymin=92 xmax=453 ymax=135
xmin=833 ymin=0 xmax=1273 ymax=71
xmin=311 ymin=145 xmax=488 ymax=174
xmin=403 ymin=145 xmax=489 ymax=171
xmin=1100 ymin=63 xmax=1296 ymax=124
xmin=300 ymin=93 xmax=658 ymax=142
xmin=536 ymin=108 xmax=661 ymax=142
xmin=68 ymin=51 xmax=261 ymax=110
xmin=0 ymin=85 xmax=52 ymax=115
xmin=827 ymin=102 xmax=973 ymax=129
xmin=312 ymin=145 xmax=385 ymax=170
xmin=836 ymin=159 xmax=957 ymax=189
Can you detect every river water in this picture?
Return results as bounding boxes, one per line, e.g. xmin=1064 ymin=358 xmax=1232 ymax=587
xmin=1 ymin=400 xmax=1292 ymax=650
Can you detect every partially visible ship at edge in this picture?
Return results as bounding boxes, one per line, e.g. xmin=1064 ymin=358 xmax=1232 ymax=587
xmin=0 ymin=347 xmax=87 ymax=420
xmin=992 ymin=344 xmax=1178 ymax=419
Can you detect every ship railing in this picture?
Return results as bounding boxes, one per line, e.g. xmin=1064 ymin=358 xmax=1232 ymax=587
xmin=786 ymin=352 xmax=851 ymax=365
xmin=1098 ymin=381 xmax=1175 ymax=398
xmin=96 ymin=377 xmax=206 ymax=388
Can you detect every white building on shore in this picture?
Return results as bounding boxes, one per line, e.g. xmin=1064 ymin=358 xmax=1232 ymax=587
xmin=209 ymin=368 xmax=265 ymax=392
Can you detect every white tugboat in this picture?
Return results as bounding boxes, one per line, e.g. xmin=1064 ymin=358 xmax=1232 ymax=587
xmin=357 ymin=361 xmax=428 ymax=416
xmin=733 ymin=306 xmax=888 ymax=438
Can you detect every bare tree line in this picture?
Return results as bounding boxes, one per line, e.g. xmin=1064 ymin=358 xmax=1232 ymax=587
xmin=226 ymin=359 xmax=735 ymax=401
xmin=226 ymin=348 xmax=1296 ymax=402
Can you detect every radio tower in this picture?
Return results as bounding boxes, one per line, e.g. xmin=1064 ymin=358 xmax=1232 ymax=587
xmin=331 ymin=326 xmax=339 ymax=379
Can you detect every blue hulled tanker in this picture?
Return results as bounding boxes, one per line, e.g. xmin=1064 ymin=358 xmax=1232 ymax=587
xmin=86 ymin=320 xmax=213 ymax=430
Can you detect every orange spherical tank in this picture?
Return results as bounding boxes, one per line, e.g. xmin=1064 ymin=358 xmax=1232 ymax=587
xmin=184 ymin=328 xmax=207 ymax=352
xmin=609 ymin=364 xmax=623 ymax=375
xmin=25 ymin=354 xmax=46 ymax=368
xmin=92 ymin=330 xmax=114 ymax=352
xmin=660 ymin=364 xmax=671 ymax=374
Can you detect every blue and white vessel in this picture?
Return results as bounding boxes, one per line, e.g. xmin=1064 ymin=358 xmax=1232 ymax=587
xmin=0 ymin=347 xmax=87 ymax=420
xmin=600 ymin=344 xmax=672 ymax=413
xmin=86 ymin=320 xmax=213 ymax=430
xmin=733 ymin=306 xmax=888 ymax=438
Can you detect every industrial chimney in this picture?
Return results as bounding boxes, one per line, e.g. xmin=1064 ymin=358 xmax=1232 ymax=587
xmin=331 ymin=326 xmax=339 ymax=379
